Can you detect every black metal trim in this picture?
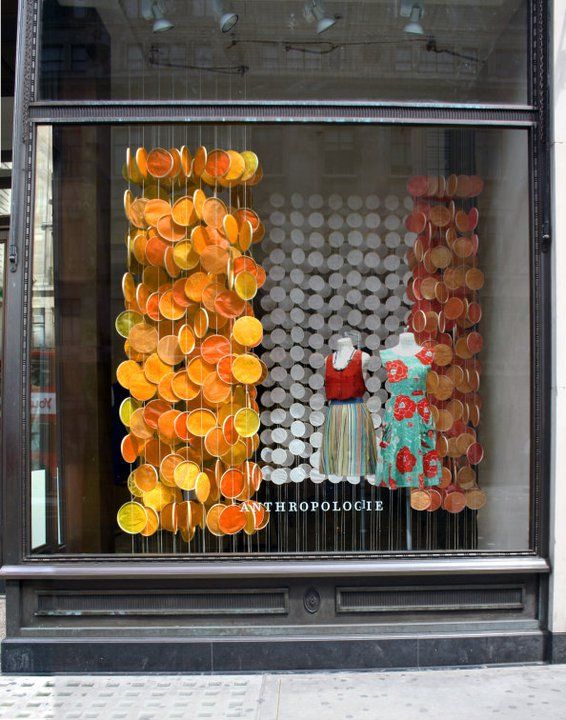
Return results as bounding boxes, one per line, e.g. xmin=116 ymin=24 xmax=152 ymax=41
xmin=28 ymin=101 xmax=536 ymax=127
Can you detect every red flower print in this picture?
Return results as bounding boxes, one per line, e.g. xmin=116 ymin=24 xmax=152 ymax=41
xmin=385 ymin=359 xmax=408 ymax=383
xmin=393 ymin=395 xmax=416 ymax=421
xmin=423 ymin=450 xmax=440 ymax=478
xmin=417 ymin=398 xmax=431 ymax=422
xmin=396 ymin=446 xmax=416 ymax=474
xmin=416 ymin=348 xmax=434 ymax=365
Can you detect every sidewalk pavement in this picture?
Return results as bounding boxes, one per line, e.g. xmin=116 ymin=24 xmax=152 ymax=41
xmin=0 ymin=664 xmax=565 ymax=720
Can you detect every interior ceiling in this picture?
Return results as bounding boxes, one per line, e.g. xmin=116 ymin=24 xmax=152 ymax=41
xmin=55 ymin=0 xmax=521 ymax=58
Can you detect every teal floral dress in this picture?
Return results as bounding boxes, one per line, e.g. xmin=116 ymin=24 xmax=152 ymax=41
xmin=375 ymin=346 xmax=442 ymax=489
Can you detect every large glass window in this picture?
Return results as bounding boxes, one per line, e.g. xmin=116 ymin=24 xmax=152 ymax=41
xmin=39 ymin=0 xmax=529 ymax=104
xmin=30 ymin=122 xmax=531 ymax=555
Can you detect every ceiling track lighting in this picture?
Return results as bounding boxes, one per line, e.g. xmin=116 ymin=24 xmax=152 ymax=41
xmin=304 ymin=0 xmax=338 ymax=35
xmin=212 ymin=0 xmax=239 ymax=33
xmin=141 ymin=0 xmax=174 ymax=33
xmin=400 ymin=1 xmax=425 ymax=35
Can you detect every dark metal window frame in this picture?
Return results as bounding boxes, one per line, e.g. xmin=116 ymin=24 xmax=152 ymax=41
xmin=1 ymin=0 xmax=552 ymax=578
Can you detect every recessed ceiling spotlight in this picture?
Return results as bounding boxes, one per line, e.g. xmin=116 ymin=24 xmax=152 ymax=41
xmin=212 ymin=0 xmax=239 ymax=33
xmin=400 ymin=1 xmax=424 ymax=35
xmin=141 ymin=0 xmax=174 ymax=33
xmin=304 ymin=0 xmax=338 ymax=35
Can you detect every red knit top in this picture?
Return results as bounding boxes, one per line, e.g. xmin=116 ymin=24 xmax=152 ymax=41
xmin=324 ymin=349 xmax=367 ymax=401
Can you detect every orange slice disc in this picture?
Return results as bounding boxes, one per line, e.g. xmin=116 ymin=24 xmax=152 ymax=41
xmin=147 ymin=148 xmax=174 ymax=178
xmin=128 ymin=198 xmax=148 ymax=229
xmin=204 ymin=426 xmax=231 ymax=457
xmin=206 ymin=503 xmax=227 ymax=536
xmin=128 ymin=322 xmax=158 ymax=354
xmin=220 ymin=468 xmax=245 ymax=499
xmin=193 ymin=146 xmax=207 ymax=179
xmin=129 ymin=407 xmax=154 ymax=440
xmin=200 ymin=244 xmax=229 ymax=274
xmin=202 ymin=197 xmax=227 ymax=229
xmin=145 ymin=235 xmax=168 ymax=267
xmin=143 ymin=352 xmax=171 ymax=384
xmin=185 ymin=271 xmax=210 ymax=302
xmin=238 ymin=220 xmax=253 ymax=252
xmin=222 ymin=213 xmax=239 ymax=245
xmin=194 ymin=307 xmax=209 ymax=338
xmin=234 ymin=407 xmax=260 ymax=437
xmin=232 ymin=353 xmax=262 ymax=385
xmin=240 ymin=150 xmax=259 ymax=182
xmin=139 ymin=506 xmax=159 ymax=537
xmin=144 ymin=198 xmax=171 ymax=227
xmin=187 ymin=357 xmax=215 ymax=386
xmin=116 ymin=360 xmax=141 ymax=390
xmin=158 ymin=372 xmax=179 ymax=403
xmin=429 ymin=205 xmax=451 ymax=228
xmin=444 ymin=296 xmax=465 ymax=321
xmin=234 ymin=207 xmax=260 ymax=232
xmin=174 ymin=411 xmax=191 ymax=441
xmin=205 ymin=149 xmax=231 ymax=178
xmin=174 ymin=460 xmax=200 ymax=491
xmin=217 ymin=354 xmax=236 ymax=384
xmin=193 ymin=188 xmax=206 ymax=219
xmin=214 ymin=290 xmax=246 ymax=318
xmin=187 ymin=408 xmax=217 ymax=437
xmin=117 ymin=501 xmax=147 ymax=535
xmin=171 ymin=196 xmax=197 ymax=227
xmin=234 ymin=271 xmax=258 ymax=301
xmin=132 ymin=233 xmax=148 ymax=265
xmin=121 ymin=433 xmax=143 ymax=463
xmin=173 ymin=240 xmax=199 ymax=271
xmin=122 ymin=272 xmax=136 ymax=303
xmin=142 ymin=398 xmax=170 ymax=429
xmin=224 ymin=150 xmax=246 ymax=184
xmin=158 ymin=290 xmax=186 ymax=321
xmin=129 ymin=371 xmax=157 ymax=401
xmin=132 ymin=463 xmax=159 ymax=494
xmin=135 ymin=147 xmax=148 ymax=178
xmin=430 ymin=245 xmax=452 ymax=269
xmin=201 ymin=334 xmax=231 ymax=364
xmin=171 ymin=278 xmax=191 ymax=308
xmin=160 ymin=453 xmax=184 ymax=486
xmin=157 ymin=334 xmax=184 ymax=365
xmin=195 ymin=472 xmax=211 ymax=503
xmin=157 ymin=408 xmax=180 ymax=444
xmin=171 ymin=370 xmax=200 ymax=401
xmin=201 ymin=281 xmax=226 ymax=312
xmin=160 ymin=503 xmax=178 ymax=531
xmin=203 ymin=373 xmax=232 ymax=404
xmin=218 ymin=504 xmax=246 ymax=534
xmin=232 ymin=316 xmax=263 ymax=347
xmin=178 ymin=324 xmax=196 ymax=354
xmin=222 ymin=415 xmax=239 ymax=445
xmin=156 ymin=214 xmax=186 ymax=243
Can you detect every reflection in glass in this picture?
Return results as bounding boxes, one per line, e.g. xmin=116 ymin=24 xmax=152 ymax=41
xmin=40 ymin=0 xmax=528 ymax=104
xmin=30 ymin=123 xmax=531 ymax=554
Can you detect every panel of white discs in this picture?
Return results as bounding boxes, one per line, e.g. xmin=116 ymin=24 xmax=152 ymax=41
xmin=255 ymin=193 xmax=415 ymax=486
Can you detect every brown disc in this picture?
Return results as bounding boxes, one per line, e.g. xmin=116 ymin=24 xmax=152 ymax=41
xmin=128 ymin=322 xmax=158 ymax=354
xmin=443 ymin=488 xmax=466 ymax=513
xmin=435 ymin=408 xmax=453 ymax=432
xmin=465 ymin=488 xmax=487 ymax=510
xmin=427 ymin=487 xmax=443 ymax=511
xmin=457 ymin=465 xmax=476 ymax=489
xmin=157 ymin=334 xmax=184 ymax=365
xmin=439 ymin=464 xmax=452 ymax=488
xmin=410 ymin=489 xmax=431 ymax=511
xmin=433 ymin=343 xmax=453 ymax=367
xmin=434 ymin=375 xmax=454 ymax=401
xmin=465 ymin=267 xmax=485 ymax=290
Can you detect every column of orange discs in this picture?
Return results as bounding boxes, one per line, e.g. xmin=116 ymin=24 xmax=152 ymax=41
xmin=115 ymin=145 xmax=269 ymax=543
xmin=405 ymin=175 xmax=487 ymax=515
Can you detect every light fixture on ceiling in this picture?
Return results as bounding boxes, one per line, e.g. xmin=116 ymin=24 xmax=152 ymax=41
xmin=141 ymin=0 xmax=174 ymax=33
xmin=304 ymin=0 xmax=338 ymax=35
xmin=212 ymin=0 xmax=239 ymax=33
xmin=400 ymin=2 xmax=424 ymax=35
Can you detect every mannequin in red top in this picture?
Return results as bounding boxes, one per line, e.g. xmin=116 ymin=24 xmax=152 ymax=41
xmin=319 ymin=334 xmax=378 ymax=478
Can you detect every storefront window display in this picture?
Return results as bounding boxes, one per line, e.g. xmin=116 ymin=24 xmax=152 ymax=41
xmin=30 ymin=122 xmax=532 ymax=555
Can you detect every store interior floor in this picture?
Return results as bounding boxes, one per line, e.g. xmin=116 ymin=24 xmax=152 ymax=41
xmin=0 ymin=663 xmax=563 ymax=719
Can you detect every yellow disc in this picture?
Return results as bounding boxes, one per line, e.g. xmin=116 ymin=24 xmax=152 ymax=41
xmin=174 ymin=460 xmax=200 ymax=490
xmin=143 ymin=482 xmax=173 ymax=512
xmin=240 ymin=150 xmax=259 ymax=182
xmin=115 ymin=310 xmax=143 ymax=339
xmin=117 ymin=501 xmax=147 ymax=534
xmin=187 ymin=408 xmax=217 ymax=437
xmin=173 ymin=240 xmax=199 ymax=270
xmin=232 ymin=353 xmax=262 ymax=384
xmin=232 ymin=316 xmax=263 ymax=347
xmin=127 ymin=471 xmax=144 ymax=498
xmin=119 ymin=397 xmax=141 ymax=426
xmin=234 ymin=407 xmax=260 ymax=438
xmin=234 ymin=271 xmax=257 ymax=301
xmin=195 ymin=471 xmax=211 ymax=503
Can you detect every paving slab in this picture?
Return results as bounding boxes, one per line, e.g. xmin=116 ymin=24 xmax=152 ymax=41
xmin=0 ymin=665 xmax=564 ymax=719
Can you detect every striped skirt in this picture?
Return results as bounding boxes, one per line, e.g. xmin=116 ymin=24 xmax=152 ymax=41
xmin=319 ymin=399 xmax=378 ymax=477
